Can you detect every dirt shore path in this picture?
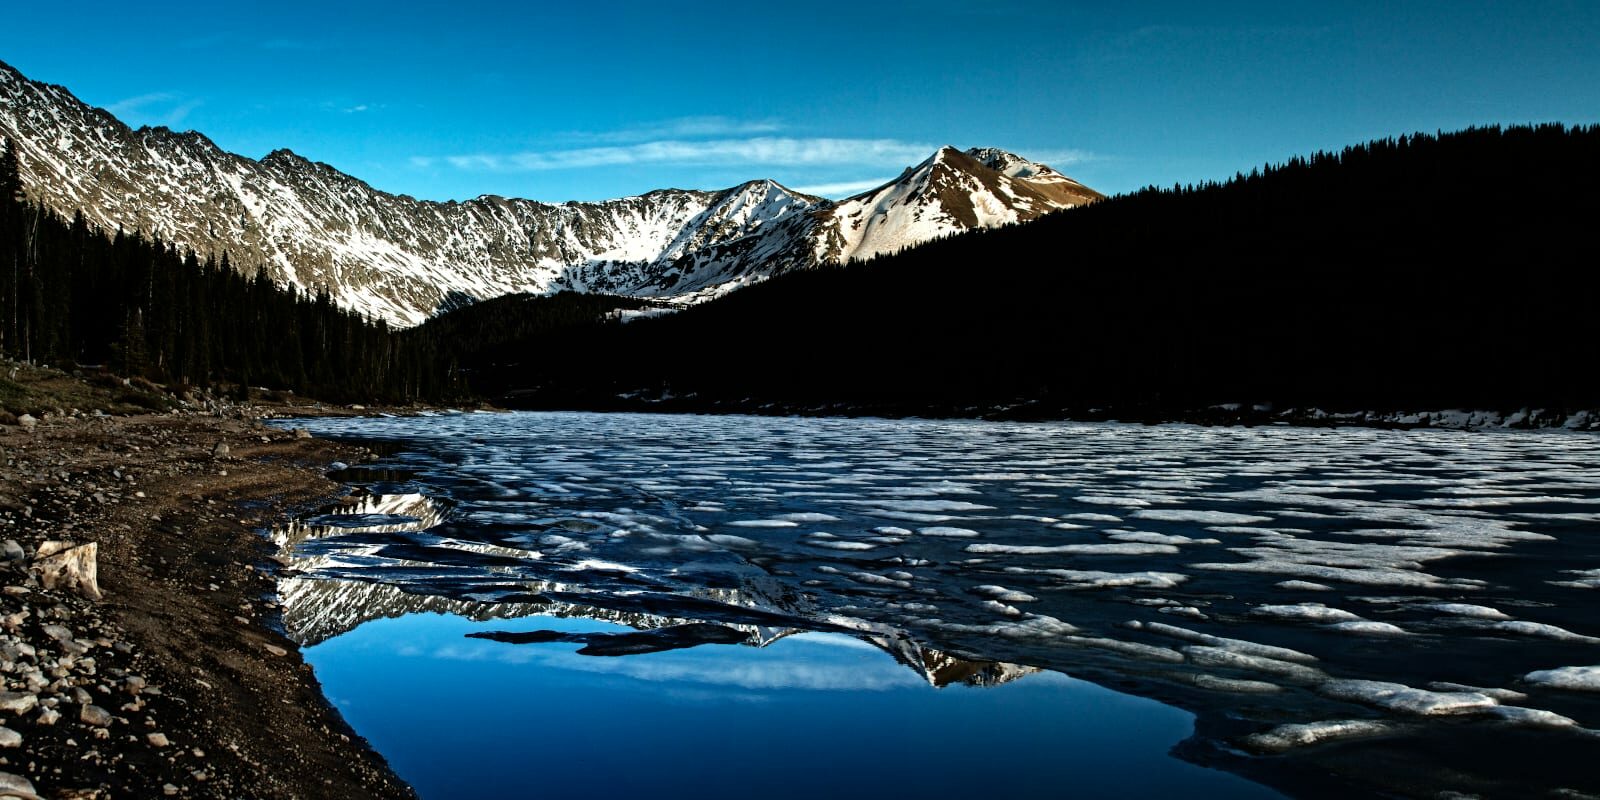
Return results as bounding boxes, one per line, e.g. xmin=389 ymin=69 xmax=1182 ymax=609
xmin=0 ymin=411 xmax=414 ymax=799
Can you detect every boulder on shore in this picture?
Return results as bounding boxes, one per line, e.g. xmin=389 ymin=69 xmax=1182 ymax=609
xmin=31 ymin=541 xmax=102 ymax=601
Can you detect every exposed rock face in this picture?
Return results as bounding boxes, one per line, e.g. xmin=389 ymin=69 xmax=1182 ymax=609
xmin=0 ymin=59 xmax=1099 ymax=327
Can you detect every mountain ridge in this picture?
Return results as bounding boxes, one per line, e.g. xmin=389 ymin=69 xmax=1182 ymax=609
xmin=0 ymin=58 xmax=1100 ymax=326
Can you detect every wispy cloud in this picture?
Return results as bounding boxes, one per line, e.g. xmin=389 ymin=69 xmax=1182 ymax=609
xmin=563 ymin=116 xmax=783 ymax=144
xmin=1026 ymin=148 xmax=1097 ymax=167
xmin=422 ymin=137 xmax=937 ymax=173
xmin=105 ymin=92 xmax=203 ymax=128
xmin=790 ymin=177 xmax=892 ymax=198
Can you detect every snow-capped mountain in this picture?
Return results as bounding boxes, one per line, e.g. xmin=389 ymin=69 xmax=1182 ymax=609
xmin=0 ymin=59 xmax=1100 ymax=326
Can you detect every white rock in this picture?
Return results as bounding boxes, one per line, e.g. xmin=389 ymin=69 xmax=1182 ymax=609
xmin=31 ymin=541 xmax=102 ymax=601
xmin=0 ymin=693 xmax=36 ymax=715
xmin=0 ymin=771 xmax=36 ymax=798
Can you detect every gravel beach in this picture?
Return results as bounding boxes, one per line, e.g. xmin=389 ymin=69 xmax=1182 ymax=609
xmin=0 ymin=371 xmax=415 ymax=799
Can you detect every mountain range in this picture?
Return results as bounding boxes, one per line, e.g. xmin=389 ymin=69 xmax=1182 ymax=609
xmin=0 ymin=59 xmax=1099 ymax=327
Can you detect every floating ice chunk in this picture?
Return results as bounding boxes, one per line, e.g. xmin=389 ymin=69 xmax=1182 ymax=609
xmin=725 ymin=519 xmax=800 ymax=528
xmin=838 ymin=499 xmax=996 ymax=512
xmin=1183 ymin=646 xmax=1325 ymax=682
xmin=1050 ymin=522 xmax=1092 ymax=530
xmin=567 ymin=558 xmax=640 ymax=574
xmin=1422 ymin=603 xmax=1512 ymax=620
xmin=1107 ymin=531 xmax=1220 ymax=545
xmin=1327 ymin=621 xmax=1410 ymax=636
xmin=966 ymin=542 xmax=1180 ymax=556
xmin=776 ymin=512 xmax=841 ymax=523
xmin=1489 ymin=621 xmax=1600 ymax=644
xmin=1244 ymin=720 xmax=1393 ymax=753
xmin=1132 ymin=509 xmax=1273 ymax=525
xmin=1062 ymin=635 xmax=1185 ymax=663
xmin=871 ymin=526 xmax=913 ymax=536
xmin=1426 ymin=682 xmax=1528 ymax=703
xmin=1007 ymin=614 xmax=1079 ymax=638
xmin=972 ymin=585 xmax=1039 ymax=603
xmin=1550 ymin=569 xmax=1600 ymax=590
xmin=1250 ymin=603 xmax=1363 ymax=623
xmin=981 ymin=599 xmax=1023 ymax=617
xmin=703 ymin=534 xmax=759 ymax=548
xmin=1073 ymin=496 xmax=1153 ymax=507
xmin=806 ymin=540 xmax=880 ymax=551
xmin=918 ymin=526 xmax=982 ymax=538
xmin=1276 ymin=580 xmax=1334 ymax=592
xmin=847 ymin=571 xmax=911 ymax=588
xmin=1525 ymin=666 xmax=1600 ymax=692
xmin=1135 ymin=622 xmax=1319 ymax=663
xmin=1318 ymin=680 xmax=1499 ymax=716
xmin=1191 ymin=559 xmax=1468 ymax=589
xmin=1488 ymin=706 xmax=1579 ymax=728
xmin=1014 ymin=569 xmax=1188 ymax=589
xmin=1192 ymin=674 xmax=1283 ymax=694
xmin=861 ymin=510 xmax=960 ymax=523
xmin=1059 ymin=513 xmax=1122 ymax=522
xmin=1158 ymin=606 xmax=1208 ymax=619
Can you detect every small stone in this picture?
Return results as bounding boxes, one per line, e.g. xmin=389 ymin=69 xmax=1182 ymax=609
xmin=293 ymin=428 xmax=312 ymax=439
xmin=0 ymin=541 xmax=22 ymax=562
xmin=262 ymin=644 xmax=287 ymax=658
xmin=36 ymin=707 xmax=59 ymax=726
xmin=146 ymin=732 xmax=169 ymax=747
xmin=0 ymin=727 xmax=19 ymax=748
xmin=123 ymin=676 xmax=145 ymax=694
xmin=210 ymin=441 xmax=230 ymax=459
xmin=0 ymin=693 xmax=37 ymax=716
xmin=79 ymin=704 xmax=111 ymax=727
xmin=163 ymin=785 xmax=178 ymax=796
xmin=15 ymin=415 xmax=36 ymax=430
xmin=72 ymin=688 xmax=91 ymax=705
xmin=41 ymin=624 xmax=73 ymax=643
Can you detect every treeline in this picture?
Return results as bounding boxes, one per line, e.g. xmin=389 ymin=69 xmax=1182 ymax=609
xmin=444 ymin=124 xmax=1600 ymax=416
xmin=0 ymin=139 xmax=461 ymax=403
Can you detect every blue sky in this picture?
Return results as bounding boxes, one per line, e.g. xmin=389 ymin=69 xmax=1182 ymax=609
xmin=3 ymin=1 xmax=1598 ymax=202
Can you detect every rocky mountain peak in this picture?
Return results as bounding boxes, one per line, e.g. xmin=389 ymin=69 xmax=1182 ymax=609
xmin=0 ymin=59 xmax=1100 ymax=326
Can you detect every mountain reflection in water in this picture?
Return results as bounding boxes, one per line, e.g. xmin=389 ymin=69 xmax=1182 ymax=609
xmin=272 ymin=411 xmax=1600 ymax=799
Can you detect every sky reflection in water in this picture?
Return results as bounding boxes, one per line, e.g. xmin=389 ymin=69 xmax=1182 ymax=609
xmin=308 ymin=612 xmax=1281 ymax=800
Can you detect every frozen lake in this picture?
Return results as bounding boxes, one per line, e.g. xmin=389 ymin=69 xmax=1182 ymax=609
xmin=271 ymin=412 xmax=1600 ymax=798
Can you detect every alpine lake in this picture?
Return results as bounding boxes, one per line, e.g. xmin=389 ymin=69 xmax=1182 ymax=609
xmin=267 ymin=411 xmax=1600 ymax=799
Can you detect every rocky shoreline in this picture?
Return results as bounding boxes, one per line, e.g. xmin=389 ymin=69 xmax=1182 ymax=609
xmin=0 ymin=405 xmax=415 ymax=798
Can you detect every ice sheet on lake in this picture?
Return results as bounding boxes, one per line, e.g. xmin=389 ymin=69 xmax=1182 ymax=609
xmin=273 ymin=412 xmax=1600 ymax=781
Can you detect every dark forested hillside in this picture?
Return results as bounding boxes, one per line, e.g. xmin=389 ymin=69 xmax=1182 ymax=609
xmin=0 ymin=139 xmax=460 ymax=403
xmin=441 ymin=124 xmax=1600 ymax=418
